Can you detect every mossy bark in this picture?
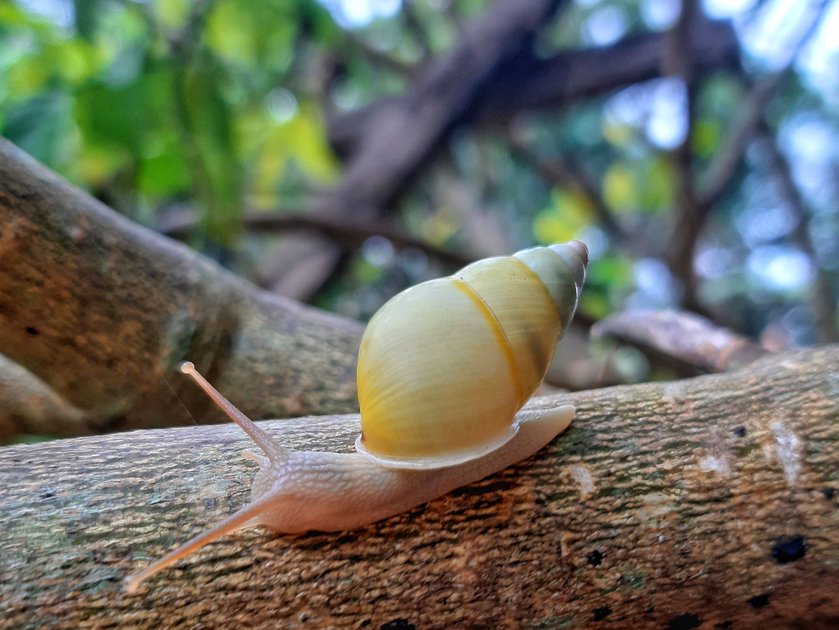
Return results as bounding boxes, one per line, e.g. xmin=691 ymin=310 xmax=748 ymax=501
xmin=1 ymin=347 xmax=837 ymax=628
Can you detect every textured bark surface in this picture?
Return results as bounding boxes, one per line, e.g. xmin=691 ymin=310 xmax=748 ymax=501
xmin=0 ymin=138 xmax=362 ymax=435
xmin=1 ymin=346 xmax=837 ymax=628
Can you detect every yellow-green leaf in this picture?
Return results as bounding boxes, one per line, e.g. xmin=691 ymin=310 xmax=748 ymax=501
xmin=602 ymin=163 xmax=637 ymax=212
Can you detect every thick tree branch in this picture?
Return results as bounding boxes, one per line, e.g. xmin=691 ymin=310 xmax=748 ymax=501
xmin=0 ymin=138 xmax=362 ymax=434
xmin=328 ymin=0 xmax=564 ymax=211
xmin=1 ymin=347 xmax=837 ymax=626
xmin=0 ymin=354 xmax=89 ymax=442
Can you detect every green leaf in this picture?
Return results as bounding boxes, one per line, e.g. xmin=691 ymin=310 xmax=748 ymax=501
xmin=639 ymin=157 xmax=674 ymax=212
xmin=204 ymin=0 xmax=297 ymax=73
xmin=75 ymin=79 xmax=148 ymax=153
xmin=692 ymin=118 xmax=722 ymax=159
xmin=583 ymin=254 xmax=634 ymax=315
xmin=275 ymin=104 xmax=339 ymax=181
xmin=3 ymin=91 xmax=74 ymax=169
xmin=73 ymin=0 xmax=105 ymax=40
xmin=533 ymin=188 xmax=592 ymax=244
xmin=179 ymin=59 xmax=243 ymax=243
xmin=586 ymin=254 xmax=633 ymax=287
xmin=138 ymin=135 xmax=190 ymax=197
xmin=7 ymin=56 xmax=52 ymax=97
xmin=153 ymin=0 xmax=191 ymax=30
xmin=602 ymin=163 xmax=637 ymax=212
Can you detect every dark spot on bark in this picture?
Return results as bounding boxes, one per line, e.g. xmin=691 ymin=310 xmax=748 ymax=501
xmin=587 ymin=549 xmax=604 ymax=566
xmin=39 ymin=491 xmax=55 ymax=500
xmin=381 ymin=620 xmax=415 ymax=630
xmin=733 ymin=426 xmax=747 ymax=438
xmin=714 ymin=622 xmax=733 ymax=629
xmin=25 ymin=326 xmax=39 ymax=336
xmin=748 ymin=593 xmax=770 ymax=608
xmin=667 ymin=613 xmax=700 ymax=630
xmin=822 ymin=487 xmax=835 ymax=501
xmin=360 ymin=621 xmax=371 ymax=627
xmin=771 ymin=535 xmax=806 ymax=563
xmin=592 ymin=606 xmax=611 ymax=621
xmin=105 ymin=357 xmax=116 ymax=369
xmin=203 ymin=498 xmax=218 ymax=510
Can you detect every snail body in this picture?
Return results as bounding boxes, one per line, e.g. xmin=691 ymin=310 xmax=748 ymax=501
xmin=125 ymin=241 xmax=587 ymax=593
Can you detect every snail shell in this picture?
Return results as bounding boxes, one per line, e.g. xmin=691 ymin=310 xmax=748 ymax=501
xmin=355 ymin=240 xmax=588 ymax=469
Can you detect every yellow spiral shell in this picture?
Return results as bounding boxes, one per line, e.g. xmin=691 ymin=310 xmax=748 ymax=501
xmin=355 ymin=241 xmax=588 ymax=469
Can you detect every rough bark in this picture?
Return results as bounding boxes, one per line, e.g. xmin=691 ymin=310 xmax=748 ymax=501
xmin=0 ymin=138 xmax=362 ymax=435
xmin=1 ymin=346 xmax=837 ymax=628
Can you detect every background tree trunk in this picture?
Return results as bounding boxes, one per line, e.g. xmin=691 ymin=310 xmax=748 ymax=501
xmin=2 ymin=346 xmax=836 ymax=628
xmin=0 ymin=138 xmax=362 ymax=434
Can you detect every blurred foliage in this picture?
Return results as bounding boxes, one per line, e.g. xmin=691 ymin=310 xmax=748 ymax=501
xmin=1 ymin=0 xmax=837 ymax=348
xmin=0 ymin=0 xmax=340 ymax=238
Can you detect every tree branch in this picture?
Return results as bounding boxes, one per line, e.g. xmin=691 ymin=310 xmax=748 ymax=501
xmin=664 ymin=0 xmax=704 ymax=305
xmin=504 ymin=127 xmax=627 ymax=241
xmin=2 ymin=346 xmax=837 ymax=626
xmin=0 ymin=138 xmax=362 ymax=434
xmin=666 ymin=0 xmax=831 ymax=310
xmin=758 ymin=122 xmax=839 ymax=343
xmin=273 ymin=9 xmax=738 ymax=301
xmin=328 ymin=15 xmax=739 ymax=160
xmin=0 ymin=354 xmax=89 ymax=442
xmin=592 ymin=309 xmax=770 ymax=372
xmin=158 ymin=207 xmax=474 ymax=268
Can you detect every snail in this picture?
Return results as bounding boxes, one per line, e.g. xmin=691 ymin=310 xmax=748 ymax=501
xmin=124 ymin=240 xmax=588 ymax=593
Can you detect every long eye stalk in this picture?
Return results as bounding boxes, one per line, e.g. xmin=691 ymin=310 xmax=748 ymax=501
xmin=179 ymin=362 xmax=287 ymax=464
xmin=124 ymin=362 xmax=287 ymax=592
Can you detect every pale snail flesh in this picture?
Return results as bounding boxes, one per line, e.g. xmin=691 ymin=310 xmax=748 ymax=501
xmin=124 ymin=240 xmax=587 ymax=593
